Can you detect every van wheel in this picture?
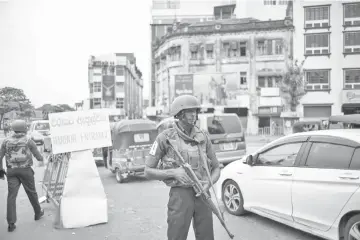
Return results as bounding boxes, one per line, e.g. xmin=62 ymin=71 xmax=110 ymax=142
xmin=344 ymin=214 xmax=360 ymax=240
xmin=222 ymin=180 xmax=246 ymax=216
xmin=115 ymin=169 xmax=125 ymax=183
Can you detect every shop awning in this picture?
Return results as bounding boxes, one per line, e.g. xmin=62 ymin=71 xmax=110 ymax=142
xmin=206 ymin=44 xmax=214 ymax=51
xmin=190 ymin=44 xmax=199 ymax=52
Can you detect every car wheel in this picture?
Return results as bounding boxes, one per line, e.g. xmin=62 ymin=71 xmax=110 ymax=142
xmin=115 ymin=168 xmax=125 ymax=183
xmin=222 ymin=180 xmax=245 ymax=216
xmin=345 ymin=214 xmax=360 ymax=240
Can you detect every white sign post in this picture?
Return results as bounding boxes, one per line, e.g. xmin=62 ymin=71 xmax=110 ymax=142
xmin=48 ymin=109 xmax=111 ymax=229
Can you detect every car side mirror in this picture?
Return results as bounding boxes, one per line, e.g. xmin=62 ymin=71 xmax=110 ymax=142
xmin=245 ymin=154 xmax=257 ymax=166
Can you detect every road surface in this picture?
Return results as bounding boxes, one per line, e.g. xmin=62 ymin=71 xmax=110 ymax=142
xmin=0 ymin=137 xmax=322 ymax=240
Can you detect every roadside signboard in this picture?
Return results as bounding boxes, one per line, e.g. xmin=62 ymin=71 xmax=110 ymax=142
xmin=48 ymin=109 xmax=112 ymax=154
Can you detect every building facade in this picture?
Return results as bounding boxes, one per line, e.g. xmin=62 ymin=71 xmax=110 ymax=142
xmin=153 ymin=16 xmax=294 ymax=134
xmin=292 ymin=0 xmax=360 ymax=119
xmin=237 ymin=0 xmax=289 ymax=20
xmin=150 ymin=0 xmax=237 ymax=107
xmin=88 ymin=53 xmax=143 ymax=120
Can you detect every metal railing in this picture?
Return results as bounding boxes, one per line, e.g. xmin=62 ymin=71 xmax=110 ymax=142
xmin=42 ymin=153 xmax=70 ymax=206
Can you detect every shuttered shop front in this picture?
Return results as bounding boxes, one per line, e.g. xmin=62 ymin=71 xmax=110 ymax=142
xmin=303 ymin=105 xmax=332 ymax=118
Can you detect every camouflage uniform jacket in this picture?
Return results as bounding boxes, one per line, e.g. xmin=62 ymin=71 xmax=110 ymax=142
xmin=0 ymin=133 xmax=43 ymax=169
xmin=147 ymin=123 xmax=220 ymax=187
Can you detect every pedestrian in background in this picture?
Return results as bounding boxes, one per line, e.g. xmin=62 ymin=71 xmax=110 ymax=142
xmin=0 ymin=119 xmax=45 ymax=232
xmin=145 ymin=95 xmax=221 ymax=240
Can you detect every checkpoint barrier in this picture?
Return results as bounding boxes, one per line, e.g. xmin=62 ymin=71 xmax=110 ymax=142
xmin=40 ymin=150 xmax=108 ymax=229
xmin=41 ymin=153 xmax=70 ymax=206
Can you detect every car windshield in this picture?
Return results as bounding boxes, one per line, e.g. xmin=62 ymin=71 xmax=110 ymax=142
xmin=35 ymin=123 xmax=50 ymax=131
xmin=207 ymin=115 xmax=242 ymax=134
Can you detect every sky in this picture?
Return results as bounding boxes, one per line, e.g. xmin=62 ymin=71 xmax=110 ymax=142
xmin=0 ymin=0 xmax=152 ymax=108
xmin=0 ymin=0 xmax=287 ymax=109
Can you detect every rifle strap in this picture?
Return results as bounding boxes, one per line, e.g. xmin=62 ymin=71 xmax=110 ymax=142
xmin=197 ymin=144 xmax=224 ymax=217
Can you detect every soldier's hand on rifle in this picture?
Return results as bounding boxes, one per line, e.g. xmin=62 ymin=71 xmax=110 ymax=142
xmin=172 ymin=167 xmax=193 ymax=185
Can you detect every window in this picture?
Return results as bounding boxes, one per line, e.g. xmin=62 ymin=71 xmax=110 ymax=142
xmin=344 ymin=3 xmax=360 ymax=26
xmin=240 ymin=72 xmax=247 ymax=85
xmin=116 ymin=82 xmax=124 ymax=92
xmin=305 ymin=143 xmax=354 ymax=169
xmin=169 ymin=46 xmax=181 ymax=61
xmin=89 ymin=83 xmax=93 ymax=93
xmin=257 ymin=41 xmax=267 ymax=55
xmin=257 ymin=76 xmax=280 ymax=88
xmin=344 ymin=69 xmax=360 ymax=89
xmin=239 ymin=42 xmax=247 ymax=56
xmin=93 ymin=98 xmax=101 ymax=108
xmin=305 ymin=70 xmax=330 ymax=90
xmin=222 ymin=41 xmax=240 ymax=58
xmin=116 ymin=66 xmax=124 ymax=76
xmin=350 ymin=148 xmax=360 ymax=170
xmin=257 ymin=142 xmax=303 ymax=167
xmin=264 ymin=0 xmax=276 ymax=5
xmin=35 ymin=123 xmax=50 ymax=131
xmin=190 ymin=44 xmax=199 ymax=60
xmin=344 ymin=32 xmax=360 ymax=54
xmin=279 ymin=0 xmax=289 ymax=5
xmin=305 ymin=33 xmax=330 ymax=55
xmin=206 ymin=115 xmax=242 ymax=135
xmin=257 ymin=39 xmax=283 ymax=56
xmin=275 ymin=40 xmax=283 ymax=54
xmin=304 ymin=6 xmax=330 ymax=28
xmin=206 ymin=48 xmax=214 ymax=59
xmin=222 ymin=42 xmax=230 ymax=57
xmin=93 ymin=82 xmax=102 ymax=92
xmin=116 ymin=98 xmax=124 ymax=109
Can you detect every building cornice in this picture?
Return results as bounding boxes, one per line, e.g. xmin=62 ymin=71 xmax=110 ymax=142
xmin=153 ymin=19 xmax=293 ymax=51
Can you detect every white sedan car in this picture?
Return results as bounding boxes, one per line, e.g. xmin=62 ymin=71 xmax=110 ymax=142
xmin=217 ymin=130 xmax=360 ymax=240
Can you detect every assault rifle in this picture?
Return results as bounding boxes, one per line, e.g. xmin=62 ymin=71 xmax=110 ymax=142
xmin=166 ymin=138 xmax=235 ymax=239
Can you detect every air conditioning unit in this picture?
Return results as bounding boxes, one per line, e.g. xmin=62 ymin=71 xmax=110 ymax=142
xmin=344 ymin=46 xmax=360 ymax=53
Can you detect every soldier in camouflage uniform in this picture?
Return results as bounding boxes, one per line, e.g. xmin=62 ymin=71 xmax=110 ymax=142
xmin=0 ymin=120 xmax=45 ymax=232
xmin=145 ymin=95 xmax=221 ymax=240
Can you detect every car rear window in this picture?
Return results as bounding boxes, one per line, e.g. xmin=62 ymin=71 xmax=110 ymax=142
xmin=35 ymin=123 xmax=50 ymax=130
xmin=206 ymin=115 xmax=242 ymax=134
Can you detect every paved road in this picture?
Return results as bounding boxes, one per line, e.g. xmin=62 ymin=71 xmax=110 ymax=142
xmin=0 ymin=138 xmax=322 ymax=240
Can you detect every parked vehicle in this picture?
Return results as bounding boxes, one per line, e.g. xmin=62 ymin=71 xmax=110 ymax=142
xmin=105 ymin=119 xmax=157 ymax=183
xmin=327 ymin=114 xmax=360 ymax=129
xmin=92 ymin=148 xmax=105 ymax=166
xmin=28 ymin=120 xmax=52 ymax=152
xmin=156 ymin=113 xmax=246 ymax=165
xmin=217 ymin=129 xmax=360 ymax=240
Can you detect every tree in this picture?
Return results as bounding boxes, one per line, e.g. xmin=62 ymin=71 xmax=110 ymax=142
xmin=0 ymin=87 xmax=34 ymax=128
xmin=280 ymin=59 xmax=306 ymax=112
xmin=37 ymin=104 xmax=75 ymax=120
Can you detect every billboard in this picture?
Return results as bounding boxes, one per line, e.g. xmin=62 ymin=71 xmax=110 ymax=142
xmin=174 ymin=74 xmax=194 ymax=97
xmin=192 ymin=73 xmax=243 ymax=105
xmin=102 ymin=75 xmax=115 ymax=101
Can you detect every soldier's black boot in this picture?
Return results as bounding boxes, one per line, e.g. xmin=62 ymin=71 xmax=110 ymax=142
xmin=35 ymin=209 xmax=44 ymax=220
xmin=8 ymin=223 xmax=16 ymax=232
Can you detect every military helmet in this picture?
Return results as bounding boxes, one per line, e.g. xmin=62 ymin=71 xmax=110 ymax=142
xmin=11 ymin=119 xmax=27 ymax=132
xmin=170 ymin=95 xmax=201 ymax=117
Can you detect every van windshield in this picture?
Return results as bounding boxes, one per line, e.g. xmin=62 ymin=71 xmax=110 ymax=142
xmin=35 ymin=122 xmax=50 ymax=131
xmin=207 ymin=116 xmax=242 ymax=134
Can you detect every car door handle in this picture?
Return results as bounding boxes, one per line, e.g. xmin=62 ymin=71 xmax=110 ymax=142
xmin=279 ymin=172 xmax=293 ymax=176
xmin=339 ymin=175 xmax=359 ymax=180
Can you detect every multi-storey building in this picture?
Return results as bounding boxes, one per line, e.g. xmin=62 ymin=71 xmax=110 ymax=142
xmin=150 ymin=0 xmax=237 ymax=107
xmin=237 ymin=0 xmax=289 ymax=20
xmin=88 ymin=53 xmax=143 ymax=120
xmin=153 ymin=5 xmax=294 ymax=134
xmin=292 ymin=0 xmax=360 ymax=119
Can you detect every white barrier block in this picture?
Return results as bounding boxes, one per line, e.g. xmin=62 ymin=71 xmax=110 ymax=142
xmin=60 ymin=149 xmax=108 ymax=228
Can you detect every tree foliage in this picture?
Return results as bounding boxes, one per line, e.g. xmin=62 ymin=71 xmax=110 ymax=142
xmin=0 ymin=87 xmax=34 ymax=128
xmin=280 ymin=59 xmax=306 ymax=112
xmin=37 ymin=104 xmax=75 ymax=120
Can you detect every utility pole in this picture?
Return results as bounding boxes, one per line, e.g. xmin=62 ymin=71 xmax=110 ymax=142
xmin=167 ymin=68 xmax=171 ymax=113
